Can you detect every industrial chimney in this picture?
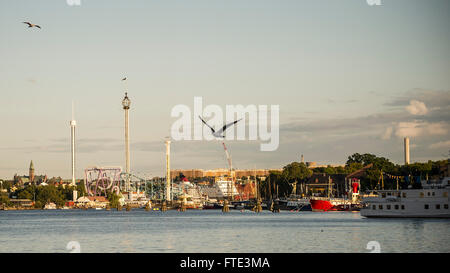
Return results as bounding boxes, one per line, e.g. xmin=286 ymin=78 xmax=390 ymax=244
xmin=404 ymin=137 xmax=410 ymax=165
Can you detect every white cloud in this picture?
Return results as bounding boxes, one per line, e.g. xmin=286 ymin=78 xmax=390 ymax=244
xmin=395 ymin=121 xmax=447 ymax=138
xmin=427 ymin=123 xmax=448 ymax=135
xmin=406 ymin=100 xmax=428 ymax=115
xmin=430 ymin=140 xmax=450 ymax=149
xmin=395 ymin=122 xmax=421 ymax=137
xmin=381 ymin=126 xmax=393 ymax=140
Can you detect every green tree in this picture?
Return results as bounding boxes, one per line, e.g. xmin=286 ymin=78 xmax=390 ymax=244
xmin=34 ymin=201 xmax=43 ymax=209
xmin=282 ymin=162 xmax=312 ymax=182
xmin=76 ymin=181 xmax=87 ymax=197
xmin=258 ymin=162 xmax=312 ymax=199
xmin=15 ymin=185 xmax=37 ymax=200
xmin=344 ymin=162 xmax=364 ymax=174
xmin=258 ymin=171 xmax=292 ymax=199
xmin=0 ymin=180 xmax=13 ymax=192
xmin=36 ymin=185 xmax=65 ymax=207
xmin=107 ymin=192 xmax=120 ymax=208
xmin=346 ymin=153 xmax=396 ymax=190
xmin=0 ymin=193 xmax=11 ymax=207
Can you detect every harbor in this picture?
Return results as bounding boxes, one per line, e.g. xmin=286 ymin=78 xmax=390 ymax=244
xmin=2 ymin=91 xmax=448 ymax=217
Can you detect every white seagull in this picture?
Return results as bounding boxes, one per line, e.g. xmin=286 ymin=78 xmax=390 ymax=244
xmin=23 ymin=22 xmax=41 ymax=29
xmin=199 ymin=116 xmax=242 ymax=138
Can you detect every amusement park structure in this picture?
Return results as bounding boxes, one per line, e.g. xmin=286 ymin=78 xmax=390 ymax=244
xmin=84 ymin=166 xmax=163 ymax=200
xmin=70 ymin=101 xmax=77 ymax=201
xmin=84 ymin=167 xmax=122 ymax=197
xmin=165 ymin=139 xmax=172 ymax=201
xmin=122 ymin=92 xmax=131 ymax=192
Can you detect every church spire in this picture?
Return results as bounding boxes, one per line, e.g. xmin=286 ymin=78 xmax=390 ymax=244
xmin=29 ymin=160 xmax=35 ymax=184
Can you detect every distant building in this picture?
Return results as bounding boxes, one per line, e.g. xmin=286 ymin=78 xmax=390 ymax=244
xmin=76 ymin=196 xmax=109 ymax=208
xmin=305 ymin=162 xmax=345 ymax=169
xmin=14 ymin=161 xmax=47 ymax=186
xmin=306 ymin=162 xmax=317 ymax=168
xmin=9 ymin=199 xmax=33 ymax=208
xmin=170 ymin=168 xmax=283 ymax=180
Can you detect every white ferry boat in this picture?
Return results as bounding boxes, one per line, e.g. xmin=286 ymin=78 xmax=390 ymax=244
xmin=360 ymin=177 xmax=450 ymax=218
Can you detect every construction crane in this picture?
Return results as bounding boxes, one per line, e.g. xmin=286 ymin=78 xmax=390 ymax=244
xmin=222 ymin=142 xmax=232 ymax=175
xmin=222 ymin=141 xmax=242 ymax=201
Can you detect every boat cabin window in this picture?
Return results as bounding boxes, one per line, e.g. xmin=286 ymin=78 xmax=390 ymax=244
xmin=445 ymin=204 xmax=449 ymax=209
xmin=387 ymin=192 xmax=392 ymax=196
xmin=395 ymin=205 xmax=399 ymax=210
xmin=427 ymin=192 xmax=431 ymax=196
xmin=379 ymin=205 xmax=383 ymax=210
xmin=381 ymin=193 xmax=386 ymax=198
xmin=372 ymin=205 xmax=376 ymax=210
xmin=386 ymin=205 xmax=391 ymax=210
xmin=444 ymin=192 xmax=448 ymax=197
xmin=401 ymin=205 xmax=405 ymax=210
xmin=436 ymin=204 xmax=440 ymax=209
xmin=424 ymin=204 xmax=429 ymax=210
xmin=402 ymin=193 xmax=407 ymax=198
xmin=420 ymin=192 xmax=424 ymax=198
xmin=432 ymin=192 xmax=435 ymax=196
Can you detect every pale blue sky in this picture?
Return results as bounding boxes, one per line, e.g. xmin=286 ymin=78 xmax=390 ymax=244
xmin=0 ymin=0 xmax=449 ymax=179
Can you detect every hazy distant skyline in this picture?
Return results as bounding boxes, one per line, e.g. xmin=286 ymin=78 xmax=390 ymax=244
xmin=0 ymin=0 xmax=449 ymax=179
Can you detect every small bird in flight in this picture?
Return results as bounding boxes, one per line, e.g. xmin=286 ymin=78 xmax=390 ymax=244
xmin=23 ymin=22 xmax=41 ymax=29
xmin=199 ymin=116 xmax=242 ymax=138
xmin=122 ymin=77 xmax=127 ymax=81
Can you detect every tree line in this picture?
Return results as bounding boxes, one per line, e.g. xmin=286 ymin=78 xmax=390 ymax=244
xmin=0 ymin=183 xmax=86 ymax=208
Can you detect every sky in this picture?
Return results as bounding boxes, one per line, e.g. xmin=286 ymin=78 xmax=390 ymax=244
xmin=0 ymin=0 xmax=449 ymax=179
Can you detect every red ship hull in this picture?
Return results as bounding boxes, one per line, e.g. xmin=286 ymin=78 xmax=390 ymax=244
xmin=310 ymin=199 xmax=337 ymax=212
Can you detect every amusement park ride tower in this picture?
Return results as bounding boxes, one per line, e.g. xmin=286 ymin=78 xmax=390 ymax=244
xmin=165 ymin=139 xmax=172 ymax=202
xmin=122 ymin=92 xmax=131 ymax=191
xmin=70 ymin=102 xmax=77 ymax=201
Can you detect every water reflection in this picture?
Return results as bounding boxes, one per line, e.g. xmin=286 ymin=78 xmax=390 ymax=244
xmin=0 ymin=210 xmax=448 ymax=253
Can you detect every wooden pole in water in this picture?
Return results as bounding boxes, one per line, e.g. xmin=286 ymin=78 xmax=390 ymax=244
xmin=161 ymin=200 xmax=167 ymax=212
xmin=222 ymin=199 xmax=229 ymax=213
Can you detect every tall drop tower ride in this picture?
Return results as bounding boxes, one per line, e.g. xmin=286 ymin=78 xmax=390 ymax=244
xmin=70 ymin=102 xmax=77 ymax=201
xmin=122 ymin=92 xmax=131 ymax=192
xmin=165 ymin=139 xmax=171 ymax=201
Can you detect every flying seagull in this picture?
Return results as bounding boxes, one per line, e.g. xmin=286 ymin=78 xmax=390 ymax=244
xmin=122 ymin=77 xmax=127 ymax=81
xmin=199 ymin=116 xmax=242 ymax=138
xmin=23 ymin=22 xmax=41 ymax=29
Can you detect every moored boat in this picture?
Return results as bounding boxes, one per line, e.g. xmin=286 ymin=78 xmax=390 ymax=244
xmin=361 ymin=177 xmax=450 ymax=218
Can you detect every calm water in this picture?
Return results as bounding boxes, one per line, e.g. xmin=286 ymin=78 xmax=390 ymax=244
xmin=0 ymin=209 xmax=449 ymax=253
